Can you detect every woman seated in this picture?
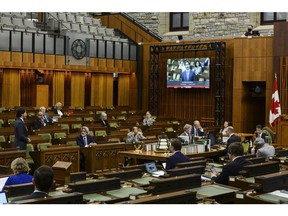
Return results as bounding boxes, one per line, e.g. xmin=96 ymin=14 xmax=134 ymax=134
xmin=53 ymin=102 xmax=64 ymax=117
xmin=142 ymin=111 xmax=155 ymax=126
xmin=2 ymin=157 xmax=33 ymax=190
xmin=127 ymin=127 xmax=147 ymax=144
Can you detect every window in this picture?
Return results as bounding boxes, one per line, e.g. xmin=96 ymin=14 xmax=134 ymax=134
xmin=170 ymin=13 xmax=189 ymax=31
xmin=261 ymin=12 xmax=286 ymax=25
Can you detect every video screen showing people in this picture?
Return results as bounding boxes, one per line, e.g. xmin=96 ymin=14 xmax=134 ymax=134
xmin=167 ymin=58 xmax=210 ymax=88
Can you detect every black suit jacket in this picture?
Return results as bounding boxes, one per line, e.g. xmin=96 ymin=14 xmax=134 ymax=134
xmin=166 ymin=151 xmax=190 ymax=170
xmin=11 ymin=191 xmax=49 ymax=203
xmin=43 ymin=113 xmax=53 ymax=125
xmin=31 ymin=118 xmax=45 ymax=130
xmin=95 ymin=119 xmax=110 ymax=128
xmin=225 ymin=134 xmax=242 ymax=153
xmin=14 ymin=118 xmax=29 ymax=150
xmin=76 ymin=135 xmax=95 ymax=147
xmin=211 ymin=157 xmax=252 ymax=185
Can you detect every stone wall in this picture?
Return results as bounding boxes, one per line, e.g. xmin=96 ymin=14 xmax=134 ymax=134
xmin=127 ymin=12 xmax=274 ymax=41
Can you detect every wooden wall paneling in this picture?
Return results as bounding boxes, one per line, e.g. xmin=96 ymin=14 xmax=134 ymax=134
xmin=89 ymin=58 xmax=98 ymax=70
xmin=43 ymin=70 xmax=54 ymax=107
xmin=45 ymin=55 xmax=56 ymax=68
xmin=35 ymin=85 xmax=49 ymax=107
xmin=91 ymin=74 xmax=113 ymax=107
xmin=118 ymin=74 xmax=130 ymax=106
xmin=265 ymin=57 xmax=273 ymax=125
xmin=2 ymin=69 xmax=20 ymax=108
xmin=64 ymin=71 xmax=71 ymax=107
xmin=106 ymin=59 xmax=115 ymax=71
xmin=123 ymin=60 xmax=131 ymax=72
xmin=11 ymin=52 xmax=22 ymax=66
xmin=115 ymin=60 xmax=123 ymax=72
xmin=0 ymin=69 xmax=2 ymax=106
xmin=130 ymin=61 xmax=137 ymax=73
xmin=274 ymin=22 xmax=288 ymax=56
xmin=22 ymin=53 xmax=33 ymax=67
xmin=142 ymin=44 xmax=150 ymax=111
xmin=55 ymin=56 xmax=65 ymax=68
xmin=20 ymin=69 xmax=36 ymax=107
xmin=98 ymin=59 xmax=107 ymax=71
xmin=52 ymin=71 xmax=65 ymax=105
xmin=266 ymin=37 xmax=273 ymax=57
xmin=241 ymin=57 xmax=267 ymax=81
xmin=129 ymin=72 xmax=137 ymax=110
xmin=34 ymin=54 xmax=45 ymax=67
xmin=0 ymin=51 xmax=11 ymax=65
xmin=242 ymin=37 xmax=267 ymax=58
xmin=71 ymin=72 xmax=85 ymax=107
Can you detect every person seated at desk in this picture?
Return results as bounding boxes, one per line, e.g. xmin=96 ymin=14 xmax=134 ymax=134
xmin=127 ymin=126 xmax=146 ymax=144
xmin=52 ymin=102 xmax=64 ymax=117
xmin=31 ymin=111 xmax=46 ymax=130
xmin=166 ymin=139 xmax=190 ymax=170
xmin=192 ymin=120 xmax=204 ymax=138
xmin=220 ymin=121 xmax=229 ymax=143
xmin=211 ymin=142 xmax=252 ymax=185
xmin=254 ymin=138 xmax=275 ymax=161
xmin=11 ymin=165 xmax=54 ymax=203
xmin=226 ymin=126 xmax=241 ymax=149
xmin=180 ymin=124 xmax=193 ymax=144
xmin=40 ymin=106 xmax=52 ymax=125
xmin=255 ymin=124 xmax=267 ymax=140
xmin=242 ymin=24 xmax=260 ymax=37
xmin=96 ymin=112 xmax=110 ymax=128
xmin=2 ymin=157 xmax=33 ymax=190
xmin=76 ymin=126 xmax=97 ymax=147
xmin=142 ymin=111 xmax=155 ymax=126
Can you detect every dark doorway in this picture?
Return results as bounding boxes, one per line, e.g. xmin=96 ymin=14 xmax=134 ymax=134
xmin=113 ymin=77 xmax=118 ymax=107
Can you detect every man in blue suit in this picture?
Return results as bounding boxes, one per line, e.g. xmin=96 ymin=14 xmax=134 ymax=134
xmin=211 ymin=142 xmax=252 ymax=185
xmin=165 ymin=139 xmax=190 ymax=170
xmin=181 ymin=61 xmax=196 ymax=81
xmin=14 ymin=107 xmax=31 ymax=150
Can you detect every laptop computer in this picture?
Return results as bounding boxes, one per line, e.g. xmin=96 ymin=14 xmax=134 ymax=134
xmin=0 ymin=191 xmax=8 ymax=204
xmin=144 ymin=162 xmax=165 ymax=177
xmin=0 ymin=177 xmax=8 ymax=192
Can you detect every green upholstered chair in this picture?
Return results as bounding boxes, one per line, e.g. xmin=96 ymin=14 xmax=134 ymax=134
xmin=54 ymin=132 xmax=67 ymax=139
xmin=38 ymin=133 xmax=52 ymax=142
xmin=37 ymin=143 xmax=52 ymax=151
xmin=95 ymin=130 xmax=107 ymax=137
xmin=242 ymin=141 xmax=250 ymax=153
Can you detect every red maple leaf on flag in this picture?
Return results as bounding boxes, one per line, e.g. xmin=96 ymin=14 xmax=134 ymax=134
xmin=271 ymin=98 xmax=280 ymax=115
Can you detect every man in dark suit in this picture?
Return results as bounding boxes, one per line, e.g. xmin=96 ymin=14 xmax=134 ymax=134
xmin=14 ymin=107 xmax=31 ymax=150
xmin=181 ymin=61 xmax=196 ymax=81
xmin=11 ymin=165 xmax=54 ymax=203
xmin=40 ymin=106 xmax=53 ymax=125
xmin=192 ymin=120 xmax=204 ymax=137
xmin=95 ymin=112 xmax=110 ymax=128
xmin=76 ymin=126 xmax=96 ymax=171
xmin=255 ymin=124 xmax=267 ymax=140
xmin=226 ymin=126 xmax=241 ymax=150
xmin=76 ymin=126 xmax=96 ymax=147
xmin=165 ymin=139 xmax=190 ymax=170
xmin=211 ymin=142 xmax=252 ymax=185
xmin=31 ymin=111 xmax=46 ymax=130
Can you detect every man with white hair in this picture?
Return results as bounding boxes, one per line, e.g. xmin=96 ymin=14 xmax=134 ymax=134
xmin=39 ymin=106 xmax=52 ymax=125
xmin=192 ymin=120 xmax=204 ymax=137
xmin=96 ymin=112 xmax=110 ymax=128
xmin=254 ymin=137 xmax=275 ymax=161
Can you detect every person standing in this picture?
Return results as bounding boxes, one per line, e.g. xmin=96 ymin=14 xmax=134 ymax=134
xmin=14 ymin=107 xmax=31 ymax=150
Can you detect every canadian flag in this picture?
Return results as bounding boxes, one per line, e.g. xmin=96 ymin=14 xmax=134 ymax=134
xmin=269 ymin=74 xmax=281 ymax=127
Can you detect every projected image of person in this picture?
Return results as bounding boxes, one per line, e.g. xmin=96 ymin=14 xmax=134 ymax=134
xmin=194 ymin=59 xmax=203 ymax=75
xmin=181 ymin=61 xmax=196 ymax=81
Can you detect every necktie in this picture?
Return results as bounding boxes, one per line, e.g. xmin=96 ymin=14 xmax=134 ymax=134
xmin=83 ymin=136 xmax=87 ymax=146
xmin=187 ymin=71 xmax=189 ymax=80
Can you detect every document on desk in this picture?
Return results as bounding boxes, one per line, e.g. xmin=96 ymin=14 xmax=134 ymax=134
xmin=0 ymin=177 xmax=8 ymax=191
xmin=269 ymin=190 xmax=288 ymax=199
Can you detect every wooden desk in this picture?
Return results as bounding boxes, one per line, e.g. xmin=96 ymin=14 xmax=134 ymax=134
xmin=234 ymin=133 xmax=256 ymax=141
xmin=30 ymin=146 xmax=80 ymax=172
xmin=118 ymin=149 xmax=224 ymax=163
xmin=81 ymin=143 xmax=126 ymax=172
xmin=0 ymin=150 xmax=26 ymax=166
